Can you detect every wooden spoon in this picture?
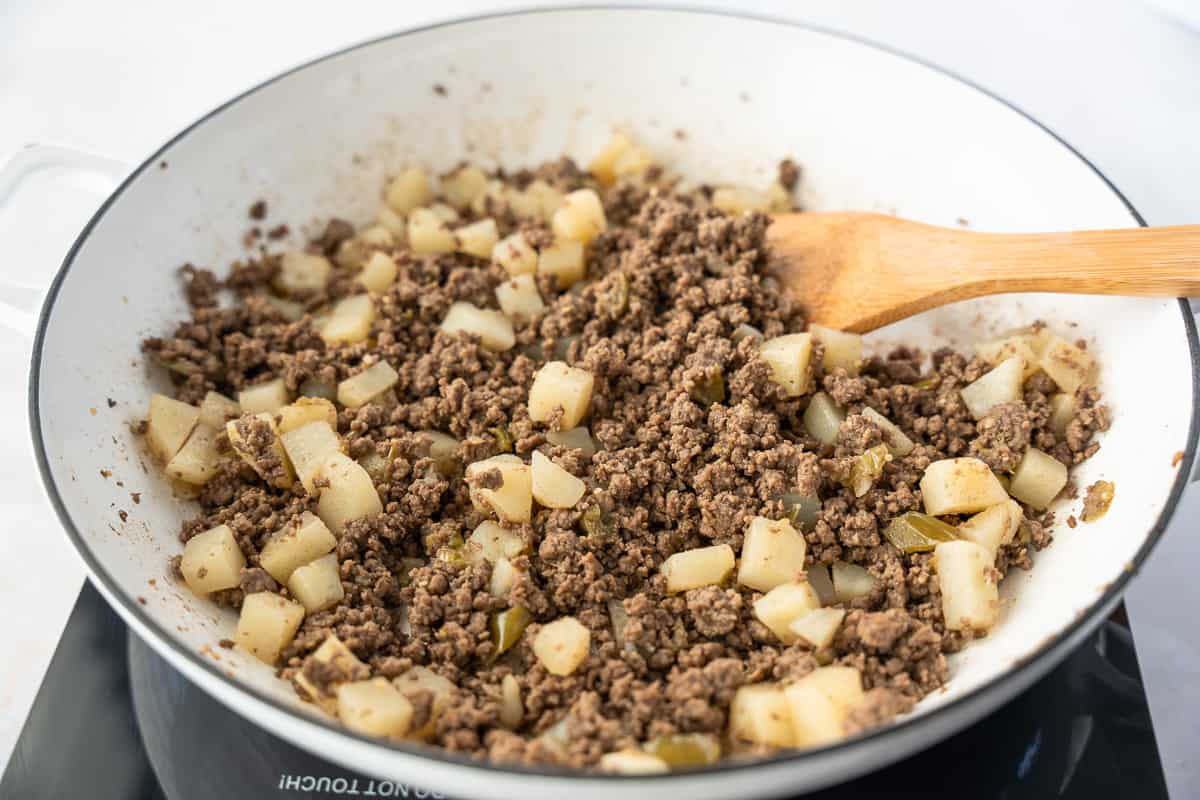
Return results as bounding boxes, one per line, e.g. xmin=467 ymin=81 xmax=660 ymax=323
xmin=766 ymin=212 xmax=1200 ymax=332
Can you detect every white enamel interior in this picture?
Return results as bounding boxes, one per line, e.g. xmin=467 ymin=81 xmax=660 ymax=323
xmin=31 ymin=9 xmax=1196 ymax=800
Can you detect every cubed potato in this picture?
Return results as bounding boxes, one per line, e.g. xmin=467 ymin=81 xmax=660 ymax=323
xmin=613 ymin=146 xmax=654 ymax=180
xmin=499 ymin=673 xmax=524 ymax=730
xmin=375 ymin=205 xmax=407 ymax=239
xmin=393 ymin=666 xmax=456 ymax=739
xmin=466 ymin=456 xmax=533 ymax=523
xmin=442 ymin=165 xmax=488 ymax=210
xmin=416 ymin=430 xmax=460 ymax=474
xmin=384 ymin=166 xmax=432 ymax=214
xmin=537 ymin=239 xmax=586 ymax=288
xmin=551 ymin=189 xmax=607 ymax=245
xmin=546 ymin=426 xmax=597 ymax=457
xmin=957 ymin=499 xmax=1023 ymax=556
xmin=782 ymin=684 xmax=844 ymax=748
xmin=280 ymin=421 xmax=341 ymax=495
xmin=471 ymin=179 xmax=511 ymax=217
xmin=358 ymin=224 xmax=395 ymax=249
xmin=1048 ymin=393 xmax=1077 ymax=439
xmin=729 ymin=684 xmax=794 ymax=747
xmin=788 ymin=608 xmax=846 ymax=650
xmin=934 ymin=540 xmax=1000 ymax=631
xmin=860 ymin=407 xmax=915 ymax=457
xmin=794 ymin=666 xmax=864 ymax=717
xmin=465 ymin=520 xmax=527 ymax=565
xmin=299 ymin=378 xmax=337 ymax=401
xmin=260 ymin=511 xmax=337 ymax=583
xmin=753 ymin=581 xmax=822 ymax=643
xmin=598 ymin=751 xmax=669 ymax=775
xmin=1008 ymin=448 xmax=1068 ymax=510
xmin=492 ymin=233 xmax=538 ymax=277
xmin=920 ymin=457 xmax=1010 ymax=515
xmin=337 ymin=678 xmax=414 ymax=739
xmin=496 ymin=274 xmax=546 ymax=320
xmin=712 ymin=186 xmax=772 ymax=215
xmin=661 ymin=544 xmax=736 ymax=593
xmin=274 ymin=251 xmax=332 ymax=293
xmin=288 ymin=553 xmax=344 ymax=613
xmin=198 ymin=391 xmax=240 ymax=429
xmin=737 ymin=516 xmax=807 ymax=592
xmin=533 ymin=616 xmax=591 ymax=676
xmin=760 ymin=333 xmax=814 ymax=397
xmin=338 ymin=361 xmax=400 ymax=409
xmin=803 ymin=392 xmax=845 ymax=445
xmin=490 ymin=556 xmax=521 ymax=598
xmin=429 ymin=203 xmax=460 ymax=224
xmin=316 ymin=452 xmax=383 ymax=535
xmin=528 ymin=361 xmax=594 ymax=430
xmin=180 ymin=524 xmax=245 ymax=595
xmin=320 ymin=294 xmax=375 ymax=345
xmin=960 ymin=356 xmax=1025 ymax=420
xmin=236 ymin=592 xmax=305 ymax=665
xmin=810 ymin=325 xmax=863 ymax=376
xmin=1039 ymin=336 xmax=1097 ymax=394
xmin=976 ymin=335 xmax=1041 ymax=379
xmin=454 ymin=218 xmax=499 ymax=259
xmin=440 ymin=301 xmax=515 ymax=352
xmin=238 ymin=378 xmax=290 ymax=415
xmin=226 ymin=413 xmax=295 ymax=489
xmin=831 ymin=561 xmax=876 ymax=603
xmin=278 ymin=397 xmax=338 ymax=434
xmin=146 ymin=394 xmax=200 ymax=463
xmin=407 ymin=207 xmax=456 ymax=254
xmin=295 ymin=635 xmax=368 ymax=714
xmin=588 ymin=131 xmax=634 ymax=186
xmin=531 ymin=451 xmax=586 ymax=508
xmin=358 ymin=251 xmax=398 ymax=293
xmin=522 ymin=180 xmax=564 ymax=222
xmin=165 ymin=423 xmax=222 ymax=485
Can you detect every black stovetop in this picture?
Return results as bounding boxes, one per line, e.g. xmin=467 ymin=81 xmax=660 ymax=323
xmin=0 ymin=581 xmax=1170 ymax=800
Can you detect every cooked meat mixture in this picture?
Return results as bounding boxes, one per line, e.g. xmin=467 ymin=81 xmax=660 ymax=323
xmin=140 ymin=133 xmax=1109 ymax=772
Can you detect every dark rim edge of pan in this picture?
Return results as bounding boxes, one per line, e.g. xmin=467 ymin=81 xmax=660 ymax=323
xmin=26 ymin=4 xmax=1200 ymax=782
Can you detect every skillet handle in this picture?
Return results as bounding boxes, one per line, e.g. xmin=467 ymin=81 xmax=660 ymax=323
xmin=0 ymin=145 xmax=128 ymax=338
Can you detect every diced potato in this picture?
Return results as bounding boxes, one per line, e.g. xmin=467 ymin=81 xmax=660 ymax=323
xmin=440 ymin=301 xmax=515 ymax=352
xmin=146 ymin=394 xmax=200 ymax=463
xmin=384 ymin=166 xmax=432 ymax=214
xmin=803 ymin=392 xmax=845 ymax=445
xmin=934 ymin=540 xmax=999 ymax=631
xmin=299 ymin=378 xmax=337 ymax=401
xmin=861 ymin=407 xmax=915 ymax=456
xmin=920 ymin=457 xmax=1010 ymax=515
xmin=465 ymin=520 xmax=527 ymax=565
xmin=613 ymin=146 xmax=654 ymax=180
xmin=531 ymin=451 xmax=586 ymax=508
xmin=416 ymin=430 xmax=460 ymax=474
xmin=737 ymin=516 xmax=807 ymax=592
xmin=316 ymin=452 xmax=383 ymax=535
xmin=537 ymin=239 xmax=586 ymax=288
xmin=429 ymin=203 xmax=460 ymax=224
xmin=393 ymin=666 xmax=456 ymax=739
xmin=260 ymin=511 xmax=337 ymax=583
xmin=238 ymin=378 xmax=290 ymax=415
xmin=831 ymin=561 xmax=876 ymax=603
xmin=337 ymin=678 xmax=414 ymax=739
xmin=760 ymin=333 xmax=814 ymax=397
xmin=496 ymin=274 xmax=546 ymax=320
xmin=961 ymin=356 xmax=1025 ymax=420
xmin=375 ymin=205 xmax=407 ymax=239
xmin=753 ymin=581 xmax=821 ymax=643
xmin=492 ymin=233 xmax=538 ymax=277
xmin=295 ymin=635 xmax=367 ymax=714
xmin=588 ymin=131 xmax=634 ymax=186
xmin=280 ymin=421 xmax=341 ymax=495
xmin=521 ymin=180 xmax=564 ymax=222
xmin=453 ymin=218 xmax=499 ymax=259
xmin=794 ymin=666 xmax=864 ymax=717
xmin=782 ymin=684 xmax=844 ymax=748
xmin=226 ymin=413 xmax=295 ymax=489
xmin=806 ymin=563 xmax=836 ymax=605
xmin=533 ymin=616 xmax=591 ymax=676
xmin=288 ymin=553 xmax=344 ymax=613
xmin=466 ymin=455 xmax=533 ymax=523
xmin=198 ymin=391 xmax=240 ymax=429
xmin=551 ymin=189 xmax=607 ymax=245
xmin=712 ymin=186 xmax=772 ymax=215
xmin=407 ymin=208 xmax=457 ymax=254
xmin=1048 ymin=393 xmax=1077 ymax=439
xmin=165 ymin=423 xmax=222 ymax=485
xmin=278 ymin=397 xmax=338 ymax=434
xmin=236 ymin=592 xmax=305 ymax=665
xmin=810 ymin=325 xmax=863 ymax=376
xmin=598 ymin=751 xmax=669 ymax=775
xmin=358 ymin=251 xmax=398 ymax=293
xmin=546 ymin=426 xmax=597 ymax=457
xmin=789 ymin=607 xmax=846 ymax=650
xmin=490 ymin=556 xmax=521 ymax=598
xmin=528 ymin=361 xmax=594 ymax=430
xmin=320 ymin=294 xmax=375 ymax=345
xmin=729 ymin=684 xmax=794 ymax=747
xmin=976 ymin=335 xmax=1041 ymax=379
xmin=499 ymin=673 xmax=524 ymax=730
xmin=957 ymin=499 xmax=1023 ymax=556
xmin=1008 ymin=448 xmax=1068 ymax=510
xmin=337 ymin=361 xmax=400 ymax=409
xmin=274 ymin=251 xmax=332 ymax=293
xmin=359 ymin=224 xmax=395 ymax=249
xmin=442 ymin=165 xmax=488 ymax=210
xmin=1039 ymin=336 xmax=1097 ymax=395
xmin=180 ymin=524 xmax=245 ymax=595
xmin=661 ymin=544 xmax=736 ymax=593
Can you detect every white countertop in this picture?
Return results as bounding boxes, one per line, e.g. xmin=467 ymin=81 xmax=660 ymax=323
xmin=2 ymin=0 xmax=1198 ymax=792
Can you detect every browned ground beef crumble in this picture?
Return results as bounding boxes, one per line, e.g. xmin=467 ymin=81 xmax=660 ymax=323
xmin=143 ymin=156 xmax=1109 ymax=769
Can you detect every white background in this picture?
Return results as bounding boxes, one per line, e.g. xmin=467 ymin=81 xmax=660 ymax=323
xmin=2 ymin=0 xmax=1198 ymax=794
